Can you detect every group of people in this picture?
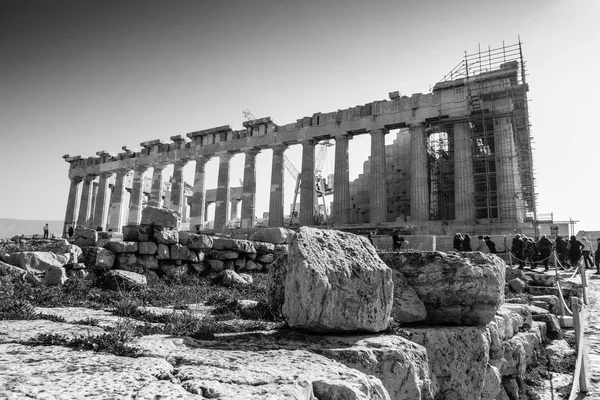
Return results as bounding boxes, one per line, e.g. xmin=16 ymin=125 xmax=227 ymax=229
xmin=510 ymin=234 xmax=600 ymax=274
xmin=453 ymin=233 xmax=497 ymax=254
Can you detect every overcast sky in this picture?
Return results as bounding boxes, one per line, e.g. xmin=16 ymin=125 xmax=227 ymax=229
xmin=1 ymin=0 xmax=598 ymax=231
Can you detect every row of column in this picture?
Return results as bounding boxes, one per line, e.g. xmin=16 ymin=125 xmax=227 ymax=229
xmin=63 ymin=121 xmax=522 ymax=236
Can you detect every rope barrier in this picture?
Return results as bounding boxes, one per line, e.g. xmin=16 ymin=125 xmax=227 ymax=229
xmin=508 ymin=252 xmax=553 ymax=264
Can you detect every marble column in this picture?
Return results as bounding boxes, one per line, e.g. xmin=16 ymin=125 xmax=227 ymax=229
xmin=494 ymin=117 xmax=521 ymax=221
xmin=107 ymin=169 xmax=129 ymax=232
xmin=189 ymin=156 xmax=209 ymax=231
xmin=332 ymin=134 xmax=350 ymax=225
xmin=214 ymin=152 xmax=233 ymax=230
xmin=454 ymin=122 xmax=475 ymax=220
xmin=90 ymin=182 xmax=99 ymax=227
xmin=148 ymin=164 xmax=166 ymax=207
xmin=299 ymin=140 xmax=316 ymax=226
xmin=127 ymin=166 xmax=148 ymax=226
xmin=77 ymin=174 xmax=97 ymax=228
xmin=63 ymin=177 xmax=83 ymax=237
xmin=369 ymin=129 xmax=388 ymax=224
xmin=241 ymin=148 xmax=260 ymax=229
xmin=230 ymin=200 xmax=239 ymax=219
xmin=170 ymin=159 xmax=189 ymax=216
xmin=92 ymin=172 xmax=114 ymax=231
xmin=268 ymin=144 xmax=287 ymax=227
xmin=409 ymin=123 xmax=429 ymax=221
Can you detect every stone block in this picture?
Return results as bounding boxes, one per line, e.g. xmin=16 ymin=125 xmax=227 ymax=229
xmin=379 ymin=251 xmax=505 ymax=326
xmin=250 ymin=227 xmax=295 ymax=244
xmin=254 ymin=241 xmax=275 ymax=254
xmin=391 ymin=270 xmax=426 ymax=323
xmin=160 ymin=263 xmax=189 ymax=280
xmin=170 ymin=244 xmax=191 ymax=260
xmin=224 ymin=260 xmax=235 ymax=270
xmin=97 ymin=231 xmax=123 ymax=248
xmin=8 ymin=252 xmax=65 ymax=276
xmin=72 ymin=228 xmax=98 ymax=247
xmin=42 ymin=266 xmax=68 ymax=286
xmin=138 ymin=241 xmax=158 ymax=255
xmin=138 ymin=255 xmax=159 ymax=270
xmin=186 ymin=234 xmax=213 ymax=250
xmin=256 ymin=253 xmax=274 ymax=264
xmin=121 ymin=225 xmax=139 ymax=241
xmin=156 ymin=244 xmax=170 ymax=260
xmin=508 ymin=278 xmax=527 ymax=293
xmin=502 ymin=303 xmax=533 ymax=328
xmin=282 ymin=227 xmax=393 ymax=333
xmin=207 ymin=259 xmax=224 ymax=272
xmin=234 ymin=258 xmax=246 ymax=270
xmin=245 ymin=259 xmax=259 ymax=271
xmin=212 ymin=238 xmax=256 ymax=254
xmin=532 ymin=313 xmax=562 ymax=339
xmin=104 ymin=241 xmax=138 ymax=254
xmin=273 ymin=244 xmax=289 ymax=259
xmin=191 ymin=262 xmax=207 ymax=274
xmin=526 ymin=272 xmax=556 ymax=287
xmin=116 ymin=254 xmax=144 ymax=274
xmin=531 ymin=295 xmax=559 ymax=315
xmin=218 ymin=270 xmax=252 ymax=287
xmin=141 ymin=206 xmax=181 ymax=229
xmin=481 ymin=364 xmax=501 ymax=400
xmin=104 ymin=270 xmax=147 ymax=291
xmin=211 ymin=250 xmax=239 ymax=260
xmin=154 ymin=227 xmax=179 ymax=245
xmin=82 ymin=247 xmax=115 ymax=271
xmin=137 ymin=225 xmax=154 ymax=242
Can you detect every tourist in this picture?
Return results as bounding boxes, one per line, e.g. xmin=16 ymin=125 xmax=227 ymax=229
xmin=462 ymin=234 xmax=472 ymax=251
xmin=581 ymin=236 xmax=594 ymax=269
xmin=555 ymin=235 xmax=569 ymax=268
xmin=392 ymin=232 xmax=402 ymax=252
xmin=537 ymin=234 xmax=554 ymax=271
xmin=68 ymin=226 xmax=74 ymax=238
xmin=567 ymin=235 xmax=584 ymax=272
xmin=367 ymin=232 xmax=374 ymax=246
xmin=476 ymin=235 xmax=489 ymax=253
xmin=43 ymin=223 xmax=49 ymax=239
xmin=595 ymin=238 xmax=600 ymax=274
xmin=511 ymin=234 xmax=525 ymax=268
xmin=453 ymin=233 xmax=463 ymax=251
xmin=484 ymin=236 xmax=497 ymax=254
xmin=523 ymin=237 xmax=537 ymax=269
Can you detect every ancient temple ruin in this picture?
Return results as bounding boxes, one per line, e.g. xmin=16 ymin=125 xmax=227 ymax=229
xmin=62 ymin=42 xmax=536 ymax=236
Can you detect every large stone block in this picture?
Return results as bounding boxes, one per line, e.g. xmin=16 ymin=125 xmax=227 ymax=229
xmin=8 ymin=252 xmax=65 ymax=276
xmin=254 ymin=241 xmax=275 ymax=254
xmin=0 ymin=260 xmax=38 ymax=284
xmin=82 ymin=247 xmax=115 ymax=271
xmin=186 ymin=233 xmax=213 ymax=250
xmin=71 ymin=228 xmax=98 ymax=247
xmin=379 ymin=251 xmax=505 ymax=326
xmin=104 ymin=241 xmax=138 ymax=254
xmin=250 ymin=227 xmax=295 ymax=244
xmin=138 ymin=241 xmax=158 ymax=255
xmin=170 ymin=244 xmax=191 ymax=260
xmin=104 ymin=270 xmax=147 ymax=291
xmin=153 ymin=227 xmax=179 ymax=245
xmin=138 ymin=255 xmax=159 ymax=270
xmin=97 ymin=231 xmax=123 ymax=248
xmin=42 ymin=266 xmax=68 ymax=286
xmin=212 ymin=238 xmax=256 ymax=254
xmin=391 ymin=270 xmax=426 ymax=323
xmin=281 ymin=227 xmax=393 ymax=333
xmin=140 ymin=206 xmax=181 ymax=229
xmin=156 ymin=244 xmax=170 ymax=260
xmin=160 ymin=263 xmax=189 ymax=280
xmin=116 ymin=254 xmax=144 ymax=274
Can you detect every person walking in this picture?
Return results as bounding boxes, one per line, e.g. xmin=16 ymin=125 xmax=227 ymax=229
xmin=392 ymin=232 xmax=402 ymax=252
xmin=511 ymin=234 xmax=525 ymax=268
xmin=453 ymin=233 xmax=463 ymax=251
xmin=462 ymin=234 xmax=472 ymax=251
xmin=595 ymin=238 xmax=600 ymax=274
xmin=476 ymin=235 xmax=489 ymax=253
xmin=555 ymin=235 xmax=569 ymax=268
xmin=581 ymin=236 xmax=594 ymax=269
xmin=537 ymin=234 xmax=554 ymax=271
xmin=68 ymin=226 xmax=74 ymax=239
xmin=484 ymin=236 xmax=497 ymax=254
xmin=43 ymin=223 xmax=49 ymax=239
xmin=568 ymin=235 xmax=584 ymax=272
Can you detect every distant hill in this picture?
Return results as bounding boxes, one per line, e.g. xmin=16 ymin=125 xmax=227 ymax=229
xmin=0 ymin=218 xmax=64 ymax=239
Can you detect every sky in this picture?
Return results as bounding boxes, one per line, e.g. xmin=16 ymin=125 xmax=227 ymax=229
xmin=0 ymin=0 xmax=598 ymax=232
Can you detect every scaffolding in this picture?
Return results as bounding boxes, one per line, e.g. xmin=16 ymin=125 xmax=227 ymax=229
xmin=428 ymin=40 xmax=536 ymax=224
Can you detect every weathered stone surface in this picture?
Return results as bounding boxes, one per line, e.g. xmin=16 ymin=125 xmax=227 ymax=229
xmin=250 ymin=227 xmax=295 ymax=244
xmin=245 ymin=259 xmax=259 ymax=271
xmin=528 ymin=304 xmax=550 ymax=315
xmin=42 ymin=265 xmax=67 ymax=285
xmin=405 ymin=326 xmax=490 ymax=400
xmin=160 ymin=263 xmax=189 ymax=280
xmin=104 ymin=240 xmax=138 ymax=253
xmin=0 ymin=319 xmax=106 ymax=343
xmin=138 ymin=241 xmax=158 ymax=255
xmin=211 ymin=250 xmax=239 ymax=260
xmin=526 ymin=272 xmax=556 ymax=287
xmin=191 ymin=262 xmax=207 ymax=274
xmin=207 ymin=259 xmax=224 ymax=272
xmin=531 ymin=295 xmax=560 ymax=315
xmin=138 ymin=254 xmax=159 ymax=270
xmin=545 ymin=339 xmax=575 ymax=366
xmin=8 ymin=251 xmax=65 ymax=276
xmin=508 ymin=278 xmax=527 ymax=293
xmin=141 ymin=206 xmax=181 ymax=228
xmin=136 ymin=225 xmax=154 ymax=242
xmin=256 ymin=253 xmax=274 ymax=264
xmin=502 ymin=303 xmax=532 ymax=328
xmin=273 ymin=244 xmax=289 ymax=259
xmin=481 ymin=364 xmax=501 ymax=400
xmin=122 ymin=225 xmax=139 ymax=241
xmin=156 ymin=243 xmax=170 ymax=259
xmin=218 ymin=270 xmax=252 ymax=287
xmin=144 ymin=270 xmax=161 ymax=286
xmin=234 ymin=258 xmax=246 ymax=270
xmin=212 ymin=238 xmax=256 ymax=254
xmin=379 ymin=251 xmax=505 ymax=326
xmin=0 ymin=260 xmax=38 ymax=284
xmin=116 ymin=253 xmax=144 ymax=274
xmin=283 ymin=227 xmax=393 ymax=333
xmin=154 ymin=227 xmax=179 ymax=245
xmin=170 ymin=244 xmax=191 ymax=260
xmin=502 ymin=378 xmax=519 ymax=400
xmin=104 ymin=269 xmax=147 ymax=291
xmin=224 ymin=260 xmax=235 ymax=270
xmin=71 ymin=227 xmax=98 ymax=247
xmin=186 ymin=234 xmax=213 ymax=250
xmin=97 ymin=231 xmax=123 ymax=248
xmin=532 ymin=313 xmax=562 ymax=339
xmin=391 ymin=270 xmax=426 ymax=323
xmin=254 ymin=241 xmax=275 ymax=254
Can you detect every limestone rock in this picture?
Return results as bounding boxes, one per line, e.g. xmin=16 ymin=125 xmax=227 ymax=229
xmin=116 ymin=253 xmax=144 ymax=274
xmin=391 ymin=270 xmax=426 ymax=323
xmin=170 ymin=244 xmax=191 ymax=260
xmin=207 ymin=259 xmax=224 ymax=272
xmin=160 ymin=263 xmax=189 ymax=280
xmin=212 ymin=238 xmax=256 ymax=254
xmin=8 ymin=251 xmax=65 ymax=276
xmin=532 ymin=313 xmax=562 ymax=339
xmin=508 ymin=278 xmax=527 ymax=293
xmin=234 ymin=258 xmax=246 ymax=270
xmin=71 ymin=227 xmax=98 ymax=247
xmin=141 ymin=206 xmax=181 ymax=229
xmin=154 ymin=227 xmax=179 ymax=245
xmin=138 ymin=255 xmax=159 ymax=271
xmin=121 ymin=225 xmax=139 ymax=241
xmin=97 ymin=231 xmax=123 ymax=248
xmin=136 ymin=225 xmax=154 ymax=242
xmin=245 ymin=259 xmax=259 ymax=271
xmin=531 ymin=295 xmax=560 ymax=315
xmin=526 ymin=272 xmax=556 ymax=287
xmin=157 ymin=244 xmax=170 ymax=259
xmin=481 ymin=364 xmax=501 ymax=400
xmin=256 ymin=253 xmax=274 ymax=264
xmin=545 ymin=339 xmax=575 ymax=366
xmin=250 ymin=227 xmax=295 ymax=244
xmin=379 ymin=251 xmax=505 ymax=326
xmin=218 ymin=270 xmax=252 ymax=287
xmin=191 ymin=262 xmax=207 ymax=274
xmin=211 ymin=250 xmax=239 ymax=260
xmin=104 ymin=241 xmax=138 ymax=253
xmin=405 ymin=326 xmax=490 ymax=400
xmin=42 ymin=266 xmax=67 ymax=286
xmin=502 ymin=303 xmax=532 ymax=328
xmin=186 ymin=233 xmax=213 ymax=250
xmin=82 ymin=247 xmax=116 ymax=271
xmin=138 ymin=241 xmax=158 ymax=255
xmin=283 ymin=227 xmax=393 ymax=333
xmin=0 ymin=260 xmax=38 ymax=284
xmin=254 ymin=241 xmax=275 ymax=254
xmin=273 ymin=244 xmax=289 ymax=259
xmin=104 ymin=269 xmax=147 ymax=291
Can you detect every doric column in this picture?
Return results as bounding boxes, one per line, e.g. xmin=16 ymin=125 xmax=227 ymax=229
xmin=214 ymin=152 xmax=233 ymax=230
xmin=454 ymin=122 xmax=475 ymax=220
xmin=333 ymin=134 xmax=350 ymax=225
xmin=189 ymin=156 xmax=209 ymax=231
xmin=369 ymin=129 xmax=388 ymax=224
xmin=77 ymin=174 xmax=97 ymax=228
xmin=494 ymin=117 xmax=521 ymax=221
xmin=230 ymin=199 xmax=240 ymax=220
xmin=299 ymin=140 xmax=316 ymax=226
xmin=90 ymin=181 xmax=99 ymax=226
xmin=107 ymin=169 xmax=130 ymax=232
xmin=92 ymin=172 xmax=114 ymax=231
xmin=409 ymin=123 xmax=429 ymax=221
xmin=148 ymin=164 xmax=167 ymax=207
xmin=170 ymin=159 xmax=189 ymax=216
xmin=63 ymin=177 xmax=83 ymax=237
xmin=268 ymin=144 xmax=287 ymax=227
xmin=241 ymin=148 xmax=260 ymax=229
xmin=127 ymin=166 xmax=148 ymax=226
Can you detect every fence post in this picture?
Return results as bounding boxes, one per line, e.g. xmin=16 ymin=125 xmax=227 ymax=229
xmin=580 ymin=268 xmax=588 ymax=305
xmin=571 ymin=297 xmax=589 ymax=394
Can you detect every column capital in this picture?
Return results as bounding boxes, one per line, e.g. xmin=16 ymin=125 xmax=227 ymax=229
xmin=242 ymin=147 xmax=261 ymax=156
xmin=268 ymin=143 xmax=288 ymax=152
xmin=98 ymin=171 xmax=114 ymax=179
xmin=408 ymin=122 xmax=425 ymax=128
xmin=133 ymin=165 xmax=149 ymax=173
xmin=369 ymin=128 xmax=388 ymax=136
xmin=70 ymin=176 xmax=84 ymax=183
xmin=193 ymin=154 xmax=211 ymax=163
xmin=335 ymin=133 xmax=351 ymax=141
xmin=173 ymin=159 xmax=190 ymax=167
xmin=151 ymin=162 xmax=169 ymax=171
xmin=300 ymin=139 xmax=317 ymax=148
xmin=216 ymin=151 xmax=234 ymax=161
